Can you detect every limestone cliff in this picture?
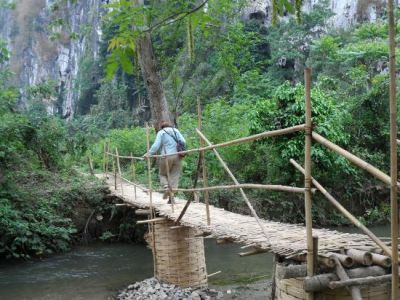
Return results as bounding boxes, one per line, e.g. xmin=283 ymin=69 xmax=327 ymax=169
xmin=1 ymin=0 xmax=104 ymax=119
xmin=0 ymin=0 xmax=391 ymax=118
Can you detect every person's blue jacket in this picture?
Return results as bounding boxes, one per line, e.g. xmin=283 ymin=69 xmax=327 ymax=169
xmin=148 ymin=127 xmax=186 ymax=155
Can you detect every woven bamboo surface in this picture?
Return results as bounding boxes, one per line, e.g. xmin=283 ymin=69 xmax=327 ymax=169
xmin=154 ymin=219 xmax=208 ymax=288
xmin=102 ymin=174 xmax=384 ymax=258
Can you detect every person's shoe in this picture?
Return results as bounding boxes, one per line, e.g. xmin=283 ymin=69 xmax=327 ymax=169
xmin=162 ymin=185 xmax=169 ymax=199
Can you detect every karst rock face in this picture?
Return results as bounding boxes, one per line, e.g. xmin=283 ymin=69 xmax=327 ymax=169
xmin=0 ymin=0 xmax=104 ymax=119
xmin=243 ymin=0 xmax=388 ymax=27
xmin=0 ymin=0 xmax=389 ymax=118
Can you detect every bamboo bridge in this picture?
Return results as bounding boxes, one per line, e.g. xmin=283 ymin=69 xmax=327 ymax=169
xmin=105 ymin=173 xmax=383 ymax=259
xmin=98 ymin=69 xmax=400 ymax=300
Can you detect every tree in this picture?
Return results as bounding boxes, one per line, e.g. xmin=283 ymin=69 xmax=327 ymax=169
xmin=105 ymin=0 xmax=304 ymax=129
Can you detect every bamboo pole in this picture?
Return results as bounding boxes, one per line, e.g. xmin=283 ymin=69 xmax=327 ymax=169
xmin=145 ymin=123 xmax=157 ymax=276
xmin=119 ymin=176 xmax=148 ymax=192
xmin=112 ymin=157 xmax=117 ymax=190
xmin=149 ymin=124 xmax=306 ymax=158
xmin=327 ymin=252 xmax=354 ymax=268
xmin=154 ymin=184 xmax=308 ymax=193
xmin=388 ymin=1 xmax=399 ymax=298
xmin=304 ymin=68 xmax=314 ymax=300
xmin=130 ymin=152 xmax=137 ymax=199
xmin=103 ymin=141 xmax=107 ymax=173
xmin=105 ymin=152 xmax=144 ymax=160
xmin=87 ymin=155 xmax=94 ymax=175
xmin=305 ymin=266 xmax=387 ymax=292
xmin=371 ymin=253 xmax=392 ymax=268
xmin=135 ymin=209 xmax=152 ymax=215
xmin=115 ymin=148 xmax=122 ymax=175
xmin=290 ymin=159 xmax=393 ymax=257
xmin=239 ymin=248 xmax=268 ymax=257
xmin=346 ymin=249 xmax=373 ymax=266
xmin=137 ymin=217 xmax=166 ymax=224
xmin=207 ymin=270 xmax=222 ymax=278
xmin=198 ymin=98 xmax=210 ymax=225
xmin=105 ymin=142 xmax=109 ymax=178
xmin=115 ymin=148 xmax=124 ymax=194
xmin=332 ymin=256 xmax=362 ymax=300
xmin=196 ymin=129 xmax=271 ymax=246
xmin=329 ymin=274 xmax=393 ymax=289
xmin=312 ymin=132 xmax=399 ymax=187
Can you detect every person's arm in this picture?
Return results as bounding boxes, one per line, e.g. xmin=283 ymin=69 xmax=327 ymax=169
xmin=148 ymin=131 xmax=163 ymax=155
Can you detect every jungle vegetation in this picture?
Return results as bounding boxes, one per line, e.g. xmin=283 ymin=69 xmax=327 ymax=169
xmin=0 ymin=0 xmax=399 ymax=258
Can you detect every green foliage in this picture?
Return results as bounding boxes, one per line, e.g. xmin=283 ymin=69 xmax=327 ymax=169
xmin=0 ymin=170 xmax=107 ymax=259
xmin=0 ymin=0 xmax=15 ymax=9
xmin=232 ymin=70 xmax=277 ymax=104
xmin=104 ymin=0 xmax=246 ymax=79
xmin=250 ymin=82 xmax=351 ymax=182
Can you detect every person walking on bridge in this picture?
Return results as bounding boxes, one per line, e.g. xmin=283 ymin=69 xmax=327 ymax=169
xmin=144 ymin=120 xmax=186 ymax=203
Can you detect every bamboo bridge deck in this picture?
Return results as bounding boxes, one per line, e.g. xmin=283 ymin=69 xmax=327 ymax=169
xmin=102 ymin=174 xmax=383 ymax=258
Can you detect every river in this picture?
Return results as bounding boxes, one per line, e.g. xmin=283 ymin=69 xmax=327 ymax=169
xmin=0 ymin=225 xmax=390 ymax=300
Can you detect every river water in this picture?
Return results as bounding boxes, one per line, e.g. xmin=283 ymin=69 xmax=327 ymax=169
xmin=0 ymin=226 xmax=390 ymax=300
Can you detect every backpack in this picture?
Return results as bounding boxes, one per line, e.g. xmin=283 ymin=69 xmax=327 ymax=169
xmin=163 ymin=128 xmax=186 ymax=158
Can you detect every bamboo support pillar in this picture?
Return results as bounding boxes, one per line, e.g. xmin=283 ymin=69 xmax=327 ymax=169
xmin=304 ymin=68 xmax=314 ymax=300
xmin=196 ymin=129 xmax=271 ymax=245
xmin=388 ymin=1 xmax=399 ymax=299
xmin=197 ymin=98 xmax=210 ymax=225
xmin=146 ymin=123 xmax=157 ymax=276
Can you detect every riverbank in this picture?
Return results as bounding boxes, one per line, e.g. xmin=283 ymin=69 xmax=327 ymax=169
xmin=116 ymin=277 xmax=272 ymax=300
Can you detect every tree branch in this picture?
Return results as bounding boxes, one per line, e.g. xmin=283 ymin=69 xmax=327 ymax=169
xmin=146 ymin=0 xmax=209 ymax=33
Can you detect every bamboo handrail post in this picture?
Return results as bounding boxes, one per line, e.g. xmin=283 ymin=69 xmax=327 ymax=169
xmin=145 ymin=123 xmax=157 ymax=276
xmin=196 ymin=129 xmax=271 ymax=245
xmin=105 ymin=142 xmax=109 ymax=178
xmin=388 ymin=1 xmax=398 ymax=298
xmin=130 ymin=153 xmax=137 ymax=199
xmin=290 ymin=158 xmax=393 ymax=257
xmin=87 ymin=155 xmax=94 ymax=176
xmin=115 ymin=148 xmax=124 ymax=194
xmin=198 ymin=98 xmax=210 ymax=225
xmin=112 ymin=158 xmax=117 ymax=190
xmin=103 ymin=141 xmax=106 ymax=174
xmin=304 ymin=68 xmax=314 ymax=300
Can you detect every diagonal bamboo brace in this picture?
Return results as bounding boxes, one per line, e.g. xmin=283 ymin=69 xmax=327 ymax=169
xmin=196 ymin=129 xmax=271 ymax=246
xmin=290 ymin=158 xmax=394 ymax=258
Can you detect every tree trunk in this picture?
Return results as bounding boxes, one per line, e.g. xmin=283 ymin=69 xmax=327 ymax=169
xmin=136 ymin=32 xmax=171 ymax=130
